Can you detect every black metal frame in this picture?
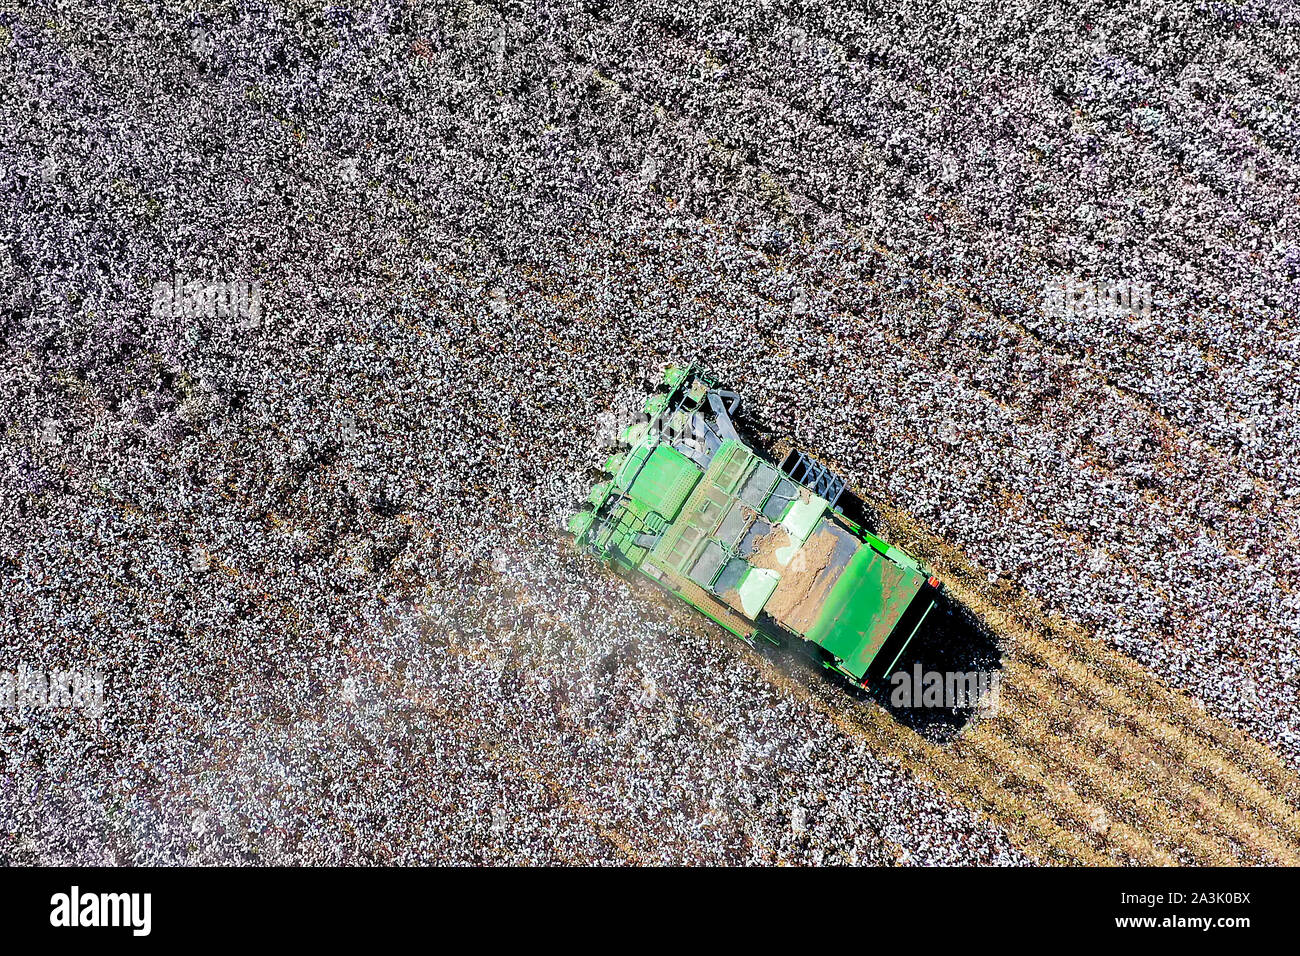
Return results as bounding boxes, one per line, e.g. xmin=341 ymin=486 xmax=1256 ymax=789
xmin=780 ymin=451 xmax=846 ymax=507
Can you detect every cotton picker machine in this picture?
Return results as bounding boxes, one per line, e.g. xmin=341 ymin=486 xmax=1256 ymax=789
xmin=567 ymin=365 xmax=940 ymax=686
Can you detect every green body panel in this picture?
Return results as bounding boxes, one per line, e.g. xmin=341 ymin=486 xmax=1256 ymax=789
xmin=735 ymin=567 xmax=780 ymax=618
xmin=781 ymin=496 xmax=827 ymax=542
xmin=647 ymin=439 xmax=747 ymax=578
xmin=805 ymin=548 xmax=926 ymax=679
xmin=617 ymin=444 xmax=701 ymax=522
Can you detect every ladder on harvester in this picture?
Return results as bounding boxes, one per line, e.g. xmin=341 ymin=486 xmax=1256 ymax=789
xmin=779 ymin=450 xmax=846 ymax=508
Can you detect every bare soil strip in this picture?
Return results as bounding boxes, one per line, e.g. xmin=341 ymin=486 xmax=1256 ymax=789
xmin=838 ymin=501 xmax=1300 ymax=864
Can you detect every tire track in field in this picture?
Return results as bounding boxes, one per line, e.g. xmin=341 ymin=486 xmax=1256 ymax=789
xmin=865 ymin=499 xmax=1300 ymax=862
xmin=991 ymin=680 xmax=1236 ymax=864
xmin=1003 ymin=666 xmax=1292 ymax=864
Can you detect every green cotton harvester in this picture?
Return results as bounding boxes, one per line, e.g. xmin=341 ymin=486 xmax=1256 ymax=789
xmin=567 ymin=365 xmax=941 ymax=686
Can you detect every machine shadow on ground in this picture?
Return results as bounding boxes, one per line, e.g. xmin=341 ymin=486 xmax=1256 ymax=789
xmin=773 ymin=588 xmax=1005 ymax=744
xmin=868 ymin=592 xmax=1005 ymax=742
xmin=731 ymin=418 xmax=1007 ymax=743
xmin=828 ymin=490 xmax=1006 ymax=741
